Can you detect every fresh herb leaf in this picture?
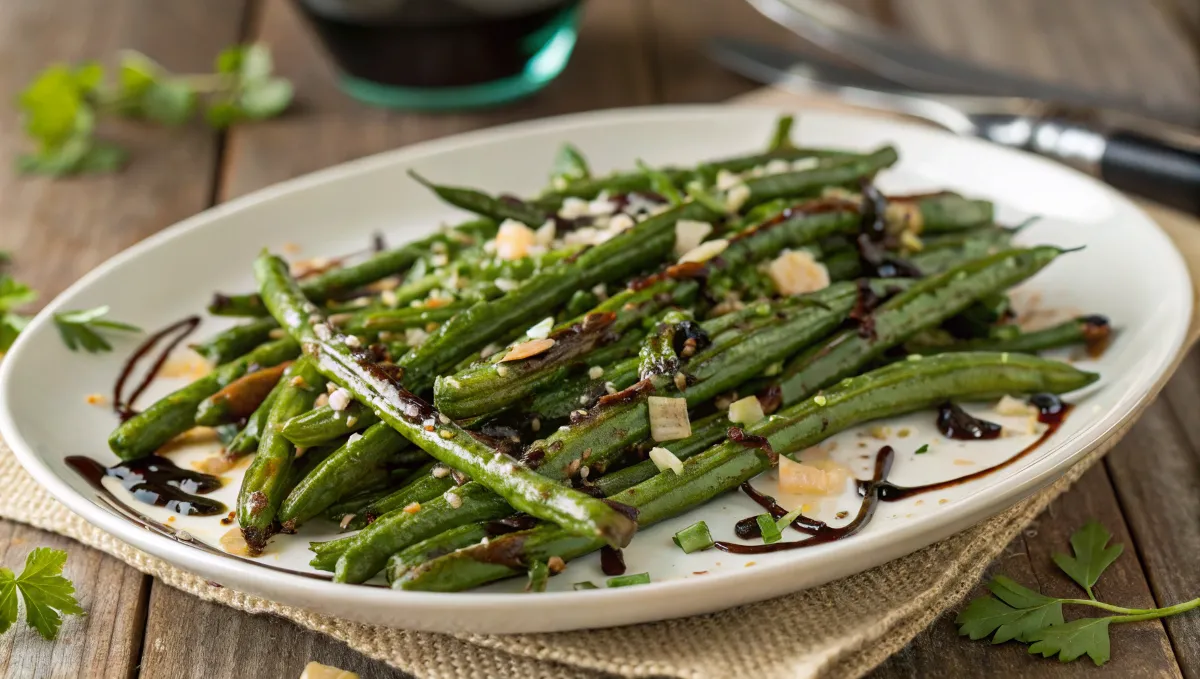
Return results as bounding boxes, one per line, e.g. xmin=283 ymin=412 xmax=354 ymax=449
xmin=551 ymin=143 xmax=591 ymax=184
xmin=1052 ymin=520 xmax=1124 ymax=600
xmin=914 ymin=443 xmax=929 ymax=454
xmin=767 ymin=114 xmax=795 ymax=151
xmin=0 ymin=313 xmax=31 ymax=353
xmin=1027 ymin=617 xmax=1112 ymax=665
xmin=637 ymin=159 xmax=683 ymax=205
xmin=0 ymin=548 xmax=83 ymax=640
xmin=53 ymin=305 xmax=140 ymax=353
xmin=16 ymin=45 xmax=291 ymax=176
xmin=0 ymin=276 xmax=37 ymax=310
xmin=955 ymin=576 xmax=1064 ymax=644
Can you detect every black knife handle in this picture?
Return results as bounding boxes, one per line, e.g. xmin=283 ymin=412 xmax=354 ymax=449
xmin=1100 ymin=131 xmax=1200 ymax=215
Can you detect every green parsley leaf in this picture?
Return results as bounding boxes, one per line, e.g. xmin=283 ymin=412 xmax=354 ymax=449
xmin=117 ymin=50 xmax=159 ymax=102
xmin=1027 ymin=617 xmax=1112 ymax=665
xmin=53 ymin=305 xmax=140 ymax=353
xmin=0 ymin=548 xmax=83 ymax=640
xmin=1052 ymin=520 xmax=1124 ymax=600
xmin=238 ymin=78 xmax=293 ymax=120
xmin=0 ymin=276 xmax=37 ymax=311
xmin=139 ymin=80 xmax=197 ymax=126
xmin=551 ymin=143 xmax=591 ymax=183
xmin=0 ymin=313 xmax=31 ymax=353
xmin=914 ymin=443 xmax=929 ymax=454
xmin=955 ymin=576 xmax=1064 ymax=644
xmin=18 ymin=64 xmax=99 ymax=151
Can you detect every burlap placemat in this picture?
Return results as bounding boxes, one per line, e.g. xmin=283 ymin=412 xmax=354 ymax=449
xmin=2 ymin=90 xmax=1198 ymax=679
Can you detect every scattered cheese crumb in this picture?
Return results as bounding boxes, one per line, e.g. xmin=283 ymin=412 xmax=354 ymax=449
xmin=588 ymin=365 xmax=604 ymax=379
xmin=995 ymin=394 xmax=1038 ymax=417
xmin=725 ymin=184 xmax=751 ymax=212
xmin=328 ymin=388 xmax=352 ymax=411
xmin=648 ymin=396 xmax=691 ymax=441
xmin=715 ymin=169 xmax=741 ymax=191
xmin=347 ymin=432 xmax=363 ymax=445
xmin=495 ymin=219 xmax=537 ymax=260
xmin=494 ymin=278 xmax=518 ymax=292
xmin=559 ymin=197 xmax=590 ymax=219
xmin=344 ymin=335 xmax=361 ymax=348
xmin=768 ymin=250 xmax=830 ymax=296
xmin=445 ymin=491 xmax=462 ymax=509
xmin=526 ymin=317 xmax=555 ymax=340
xmin=432 ymin=466 xmax=450 ymax=478
xmin=674 ymin=219 xmax=714 ymax=256
xmin=728 ymin=395 xmax=765 ymax=425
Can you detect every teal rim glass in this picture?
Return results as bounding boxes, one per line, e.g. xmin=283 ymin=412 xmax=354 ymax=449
xmin=297 ymin=1 xmax=583 ymax=111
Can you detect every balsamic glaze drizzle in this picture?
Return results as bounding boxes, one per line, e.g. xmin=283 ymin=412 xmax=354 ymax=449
xmin=66 ymin=455 xmax=225 ymax=516
xmin=113 ymin=316 xmax=202 ymax=421
xmin=936 ymin=402 xmax=1003 ymax=440
xmin=716 ymin=395 xmax=1072 ymax=553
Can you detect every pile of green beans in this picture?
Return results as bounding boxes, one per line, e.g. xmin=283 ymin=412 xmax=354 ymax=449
xmin=104 ymin=115 xmax=1107 ymax=592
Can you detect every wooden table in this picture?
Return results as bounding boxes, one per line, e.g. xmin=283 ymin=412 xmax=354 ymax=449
xmin=1 ymin=1 xmax=1197 ymax=677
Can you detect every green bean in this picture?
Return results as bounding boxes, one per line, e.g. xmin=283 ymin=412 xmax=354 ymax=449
xmin=637 ymin=160 xmax=684 ymax=205
xmin=906 ymin=192 xmax=995 ymax=233
xmin=342 ymin=464 xmax=456 ymax=532
xmin=433 ymin=312 xmax=622 ymax=420
xmin=385 ymin=524 xmax=490 ymax=586
xmin=528 ymin=355 xmax=641 ymax=421
xmin=107 ymin=337 xmax=299 ymax=461
xmin=324 ymin=486 xmax=392 ymax=523
xmin=740 ymin=146 xmax=899 ymax=209
xmin=208 ymin=220 xmax=496 ymax=317
xmin=397 ymin=201 xmax=720 ymax=390
xmin=590 ymin=411 xmax=733 ymax=497
xmin=778 ymin=247 xmax=1062 ymax=404
xmin=236 ymin=357 xmax=326 ymax=551
xmin=336 ymin=303 xmax=467 ymax=335
xmin=766 ymin=114 xmax=795 ymax=152
xmin=908 ymin=316 xmax=1111 ymax=356
xmin=256 ymin=252 xmax=637 ymax=555
xmin=279 ymin=402 xmax=379 ymax=447
xmin=191 ymin=317 xmax=279 ymax=364
xmin=410 ymin=171 xmax=548 ymax=227
xmin=194 ymin=361 xmax=292 ymax=427
xmin=526 ymin=281 xmax=881 ymax=481
xmin=225 ymin=376 xmax=286 ymax=455
xmin=551 ymin=143 xmax=591 ymax=186
xmin=398 ymin=352 xmax=1098 ymax=591
xmin=278 ymin=422 xmax=412 ymax=528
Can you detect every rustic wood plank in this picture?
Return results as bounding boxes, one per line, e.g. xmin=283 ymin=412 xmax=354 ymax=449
xmin=0 ymin=523 xmax=148 ymax=679
xmin=644 ymin=0 xmax=803 ymax=103
xmin=1129 ymin=366 xmax=1200 ymax=677
xmin=138 ymin=1 xmax=656 ymax=677
xmin=871 ymin=463 xmax=1181 ymax=678
xmin=0 ymin=1 xmax=246 ymax=677
xmin=138 ymin=584 xmax=407 ymax=679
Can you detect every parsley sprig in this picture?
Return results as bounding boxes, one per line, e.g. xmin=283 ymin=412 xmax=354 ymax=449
xmin=0 ymin=263 xmax=37 ymax=353
xmin=0 ymin=548 xmax=84 ymax=641
xmin=957 ymin=519 xmax=1200 ymax=665
xmin=53 ymin=306 xmax=141 ymax=353
xmin=17 ymin=44 xmax=292 ymax=176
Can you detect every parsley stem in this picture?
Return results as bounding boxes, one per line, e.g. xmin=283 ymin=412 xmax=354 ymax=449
xmin=1060 ymin=598 xmax=1156 ymax=615
xmin=1108 ymin=596 xmax=1200 ymax=624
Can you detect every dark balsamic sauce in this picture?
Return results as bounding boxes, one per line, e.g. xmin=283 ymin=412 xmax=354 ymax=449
xmin=717 ymin=396 xmax=1073 ymax=553
xmin=854 ymin=182 xmax=923 ymax=280
xmin=936 ymin=402 xmax=1002 ymax=440
xmin=115 ymin=316 xmax=202 ymax=421
xmin=600 ymin=546 xmax=626 ymax=576
xmin=65 ymin=455 xmax=225 ymax=516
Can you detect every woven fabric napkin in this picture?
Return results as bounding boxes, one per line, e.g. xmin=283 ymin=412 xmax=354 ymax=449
xmin=2 ymin=90 xmax=1198 ymax=679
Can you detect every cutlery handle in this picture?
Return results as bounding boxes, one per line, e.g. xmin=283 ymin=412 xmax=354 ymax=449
xmin=1100 ymin=131 xmax=1200 ymax=216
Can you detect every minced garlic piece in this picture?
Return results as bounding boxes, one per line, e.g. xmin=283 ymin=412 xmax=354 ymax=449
xmin=768 ymin=250 xmax=830 ymax=296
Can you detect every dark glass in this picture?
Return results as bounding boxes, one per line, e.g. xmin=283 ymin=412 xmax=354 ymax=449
xmin=295 ymin=0 xmax=584 ymax=109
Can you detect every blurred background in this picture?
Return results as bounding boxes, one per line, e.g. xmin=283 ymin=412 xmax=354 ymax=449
xmin=0 ymin=1 xmax=1198 ymax=677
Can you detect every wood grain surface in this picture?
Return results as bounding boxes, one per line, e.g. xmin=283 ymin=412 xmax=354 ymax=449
xmin=0 ymin=0 xmax=1196 ymax=677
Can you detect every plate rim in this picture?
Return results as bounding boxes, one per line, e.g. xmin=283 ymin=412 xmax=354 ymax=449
xmin=0 ymin=103 xmax=1190 ymax=633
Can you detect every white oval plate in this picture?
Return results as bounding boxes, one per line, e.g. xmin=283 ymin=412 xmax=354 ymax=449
xmin=0 ymin=106 xmax=1189 ymax=634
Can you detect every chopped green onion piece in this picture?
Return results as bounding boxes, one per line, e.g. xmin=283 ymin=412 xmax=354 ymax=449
xmin=757 ymin=514 xmax=781 ymax=544
xmin=525 ymin=561 xmax=549 ymax=593
xmin=606 ymin=572 xmax=651 ymax=588
xmin=672 ymin=521 xmax=715 ymax=553
xmin=774 ymin=506 xmax=806 ymax=535
xmin=573 ymin=581 xmax=599 ymax=591
xmin=915 ymin=444 xmax=929 ymax=454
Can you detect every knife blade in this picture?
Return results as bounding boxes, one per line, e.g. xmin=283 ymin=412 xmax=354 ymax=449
xmin=710 ymin=38 xmax=1200 ymax=215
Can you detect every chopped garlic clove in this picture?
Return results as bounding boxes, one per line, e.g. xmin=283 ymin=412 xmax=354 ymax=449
xmin=678 ymin=238 xmax=729 ymax=264
xmin=728 ymin=395 xmax=765 ymax=426
xmin=649 ymin=446 xmax=684 ymax=474
xmin=648 ymin=396 xmax=691 ymax=441
xmin=768 ymin=250 xmax=830 ymax=296
xmin=674 ymin=219 xmax=713 ymax=256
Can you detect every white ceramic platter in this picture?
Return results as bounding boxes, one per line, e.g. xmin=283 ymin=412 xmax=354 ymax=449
xmin=0 ymin=106 xmax=1189 ymax=634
